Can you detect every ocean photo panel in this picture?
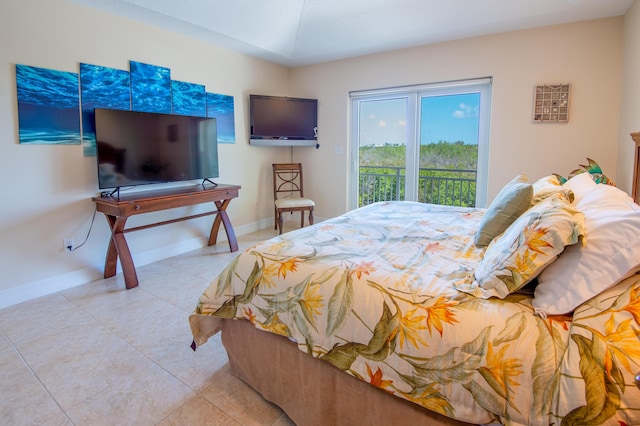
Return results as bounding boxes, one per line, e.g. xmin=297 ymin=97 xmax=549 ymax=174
xmin=172 ymin=80 xmax=206 ymax=117
xmin=130 ymin=61 xmax=171 ymax=114
xmin=207 ymin=92 xmax=236 ymax=143
xmin=80 ymin=63 xmax=131 ymax=156
xmin=16 ymin=64 xmax=81 ymax=145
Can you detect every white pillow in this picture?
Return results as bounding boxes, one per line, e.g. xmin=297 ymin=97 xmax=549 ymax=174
xmin=533 ymin=184 xmax=640 ymax=315
xmin=578 ymin=180 xmax=635 ymax=208
xmin=561 ymin=172 xmax=597 ymax=204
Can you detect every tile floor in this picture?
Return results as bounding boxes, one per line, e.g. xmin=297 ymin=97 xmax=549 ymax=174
xmin=0 ymin=226 xmax=297 ymax=426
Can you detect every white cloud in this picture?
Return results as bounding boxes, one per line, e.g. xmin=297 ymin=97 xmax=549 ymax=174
xmin=377 ymin=119 xmax=387 ymax=127
xmin=453 ymin=102 xmax=478 ymax=119
xmin=398 ymin=120 xmax=406 ymax=127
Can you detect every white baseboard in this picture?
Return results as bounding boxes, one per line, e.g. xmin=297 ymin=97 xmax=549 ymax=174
xmin=0 ymin=268 xmax=104 ymax=310
xmin=0 ymin=218 xmax=273 ymax=310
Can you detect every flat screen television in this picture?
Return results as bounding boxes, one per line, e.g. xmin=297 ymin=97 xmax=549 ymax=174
xmin=94 ymin=108 xmax=219 ymax=192
xmin=249 ymin=94 xmax=318 ymax=147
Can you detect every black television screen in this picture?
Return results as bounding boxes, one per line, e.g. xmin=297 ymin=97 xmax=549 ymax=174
xmin=249 ymin=95 xmax=318 ymax=146
xmin=94 ymin=108 xmax=219 ymax=190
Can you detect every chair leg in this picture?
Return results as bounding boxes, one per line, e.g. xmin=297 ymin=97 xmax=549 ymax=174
xmin=309 ymin=208 xmax=314 ymax=226
xmin=274 ymin=208 xmax=278 ymax=230
xmin=300 ymin=212 xmax=304 ymax=227
xmin=278 ymin=212 xmax=284 ymax=235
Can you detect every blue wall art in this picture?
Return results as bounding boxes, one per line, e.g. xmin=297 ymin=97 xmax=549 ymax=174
xmin=207 ymin=92 xmax=236 ymax=144
xmin=16 ymin=60 xmax=237 ymax=149
xmin=130 ymin=61 xmax=172 ymax=114
xmin=172 ymin=80 xmax=206 ymax=117
xmin=16 ymin=64 xmax=81 ymax=145
xmin=80 ymin=63 xmax=131 ymax=156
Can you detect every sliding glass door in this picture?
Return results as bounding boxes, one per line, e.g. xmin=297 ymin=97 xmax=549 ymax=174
xmin=355 ymin=96 xmax=415 ymax=205
xmin=350 ymin=79 xmax=491 ymax=210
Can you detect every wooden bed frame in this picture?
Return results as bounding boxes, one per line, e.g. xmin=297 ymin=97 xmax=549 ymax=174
xmin=631 ymin=131 xmax=640 ymax=203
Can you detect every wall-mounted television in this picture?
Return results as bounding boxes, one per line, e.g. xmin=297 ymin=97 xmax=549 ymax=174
xmin=249 ymin=94 xmax=318 ymax=147
xmin=94 ymin=108 xmax=219 ymax=191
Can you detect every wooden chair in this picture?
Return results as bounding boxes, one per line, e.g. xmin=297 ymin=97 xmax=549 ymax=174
xmin=272 ymin=163 xmax=315 ymax=234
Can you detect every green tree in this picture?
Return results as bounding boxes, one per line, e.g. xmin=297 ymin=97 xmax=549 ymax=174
xmin=358 ymin=142 xmax=477 ymax=207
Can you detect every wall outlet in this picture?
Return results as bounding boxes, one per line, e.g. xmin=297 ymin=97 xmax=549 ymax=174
xmin=64 ymin=238 xmax=74 ymax=252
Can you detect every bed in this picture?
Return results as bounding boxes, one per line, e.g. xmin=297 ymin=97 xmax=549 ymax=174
xmin=189 ymin=165 xmax=640 ymax=426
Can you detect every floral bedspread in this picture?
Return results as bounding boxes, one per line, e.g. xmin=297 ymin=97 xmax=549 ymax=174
xmin=190 ymin=201 xmax=640 ymax=426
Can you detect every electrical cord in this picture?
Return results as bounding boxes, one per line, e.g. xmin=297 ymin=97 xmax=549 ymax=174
xmin=72 ymin=185 xmax=137 ymax=251
xmin=69 ymin=206 xmax=97 ymax=252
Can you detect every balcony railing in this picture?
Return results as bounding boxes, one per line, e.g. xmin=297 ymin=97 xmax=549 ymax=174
xmin=359 ymin=166 xmax=477 ymax=207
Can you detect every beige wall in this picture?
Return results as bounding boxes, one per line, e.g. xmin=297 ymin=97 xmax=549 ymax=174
xmin=0 ymin=0 xmax=632 ymax=307
xmin=618 ymin=0 xmax=640 ymax=193
xmin=291 ymin=18 xmax=624 ymax=219
xmin=0 ymin=0 xmax=292 ymax=305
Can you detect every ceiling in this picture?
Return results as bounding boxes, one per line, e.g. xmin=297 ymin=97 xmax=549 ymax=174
xmin=69 ymin=0 xmax=634 ymax=67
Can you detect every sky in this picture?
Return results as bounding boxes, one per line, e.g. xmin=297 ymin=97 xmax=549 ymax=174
xmin=358 ymin=93 xmax=480 ymax=146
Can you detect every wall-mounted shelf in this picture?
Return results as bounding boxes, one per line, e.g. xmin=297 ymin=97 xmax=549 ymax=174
xmin=250 ymin=139 xmax=317 ymax=147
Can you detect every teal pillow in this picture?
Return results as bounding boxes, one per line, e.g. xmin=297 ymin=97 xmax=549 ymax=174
xmin=553 ymin=157 xmax=616 ymax=186
xmin=475 ymin=175 xmax=533 ymax=247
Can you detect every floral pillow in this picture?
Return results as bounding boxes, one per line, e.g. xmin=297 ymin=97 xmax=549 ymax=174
xmin=531 ymin=175 xmax=574 ymax=205
xmin=561 ymin=171 xmax=597 ymax=204
xmin=458 ymin=194 xmax=585 ymax=299
xmin=554 ymin=157 xmax=616 ymax=186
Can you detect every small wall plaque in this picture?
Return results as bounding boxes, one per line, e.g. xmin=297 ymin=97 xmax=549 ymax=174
xmin=533 ymin=84 xmax=570 ymax=122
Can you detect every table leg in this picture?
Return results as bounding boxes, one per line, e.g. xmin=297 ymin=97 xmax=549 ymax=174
xmin=209 ymin=199 xmax=238 ymax=252
xmin=103 ymin=214 xmax=139 ymax=289
xmin=104 ymin=215 xmax=119 ymax=279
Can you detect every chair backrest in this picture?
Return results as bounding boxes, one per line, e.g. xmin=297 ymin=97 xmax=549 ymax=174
xmin=273 ymin=163 xmax=306 ymax=200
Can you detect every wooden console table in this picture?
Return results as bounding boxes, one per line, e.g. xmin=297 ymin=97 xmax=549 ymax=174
xmin=93 ymin=184 xmax=240 ymax=289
